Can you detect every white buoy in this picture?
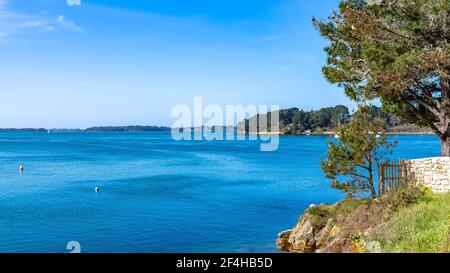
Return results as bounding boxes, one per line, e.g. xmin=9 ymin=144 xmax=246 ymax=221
xmin=19 ymin=165 xmax=24 ymax=172
xmin=95 ymin=187 xmax=100 ymax=192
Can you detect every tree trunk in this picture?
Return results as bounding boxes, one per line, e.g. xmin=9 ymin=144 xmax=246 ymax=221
xmin=441 ymin=137 xmax=450 ymax=157
xmin=440 ymin=76 xmax=450 ymax=157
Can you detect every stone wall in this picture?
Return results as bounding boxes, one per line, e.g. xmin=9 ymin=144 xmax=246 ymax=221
xmin=404 ymin=157 xmax=450 ymax=193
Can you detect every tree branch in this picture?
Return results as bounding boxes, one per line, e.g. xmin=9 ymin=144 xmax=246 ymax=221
xmin=400 ymin=95 xmax=445 ymax=139
xmin=350 ymin=171 xmax=369 ymax=180
xmin=404 ymin=88 xmax=441 ymax=117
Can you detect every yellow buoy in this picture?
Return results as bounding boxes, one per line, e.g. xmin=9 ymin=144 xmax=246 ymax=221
xmin=19 ymin=165 xmax=24 ymax=172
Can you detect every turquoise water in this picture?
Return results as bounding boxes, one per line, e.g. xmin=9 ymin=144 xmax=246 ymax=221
xmin=0 ymin=132 xmax=440 ymax=253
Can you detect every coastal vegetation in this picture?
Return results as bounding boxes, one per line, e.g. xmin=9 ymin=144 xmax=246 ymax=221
xmin=277 ymin=185 xmax=449 ymax=253
xmin=238 ymin=105 xmax=351 ymax=134
xmin=278 ymin=0 xmax=450 ymax=253
xmin=0 ymin=105 xmax=421 ymax=135
xmin=276 ymin=104 xmax=448 ymax=253
xmin=376 ymin=192 xmax=450 ymax=253
xmin=238 ymin=104 xmax=426 ymax=135
xmin=321 ymin=106 xmax=396 ymax=198
xmin=314 ymin=0 xmax=450 ymax=156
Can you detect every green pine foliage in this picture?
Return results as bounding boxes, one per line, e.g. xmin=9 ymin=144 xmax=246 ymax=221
xmin=314 ymin=0 xmax=450 ymax=155
xmin=321 ymin=106 xmax=396 ymax=198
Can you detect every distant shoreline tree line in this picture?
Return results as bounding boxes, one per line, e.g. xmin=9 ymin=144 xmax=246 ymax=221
xmin=84 ymin=126 xmax=172 ymax=132
xmin=237 ymin=104 xmax=412 ymax=135
xmin=0 ymin=126 xmax=172 ymax=133
xmin=0 ymin=105 xmax=423 ymax=134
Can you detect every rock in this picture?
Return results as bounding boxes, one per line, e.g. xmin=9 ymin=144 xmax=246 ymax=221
xmin=288 ymin=215 xmax=316 ymax=253
xmin=276 ymin=213 xmax=348 ymax=253
xmin=278 ymin=230 xmax=292 ymax=238
xmin=276 ymin=209 xmax=363 ymax=253
xmin=315 ymin=219 xmax=334 ymax=248
xmin=277 ymin=214 xmax=316 ymax=253
xmin=276 ymin=230 xmax=292 ymax=252
xmin=319 ymin=236 xmax=349 ymax=253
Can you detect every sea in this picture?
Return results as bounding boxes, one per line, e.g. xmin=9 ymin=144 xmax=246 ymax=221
xmin=0 ymin=132 xmax=440 ymax=253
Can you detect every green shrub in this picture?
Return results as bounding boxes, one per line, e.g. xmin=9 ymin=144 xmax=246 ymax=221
xmin=384 ymin=182 xmax=430 ymax=213
xmin=334 ymin=198 xmax=372 ymax=216
xmin=306 ymin=205 xmax=333 ymax=229
xmin=306 ymin=198 xmax=372 ymax=230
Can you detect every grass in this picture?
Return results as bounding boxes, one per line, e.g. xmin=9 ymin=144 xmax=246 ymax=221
xmin=306 ymin=198 xmax=373 ymax=230
xmin=378 ymin=193 xmax=450 ymax=253
xmin=303 ymin=188 xmax=449 ymax=253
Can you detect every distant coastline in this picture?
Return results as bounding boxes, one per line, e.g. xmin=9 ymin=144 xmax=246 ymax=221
xmin=85 ymin=126 xmax=171 ymax=132
xmin=237 ymin=105 xmax=435 ymax=137
xmin=237 ymin=131 xmax=434 ymax=136
xmin=0 ymin=105 xmax=434 ymax=135
xmin=0 ymin=126 xmax=171 ymax=133
xmin=0 ymin=127 xmax=433 ymax=136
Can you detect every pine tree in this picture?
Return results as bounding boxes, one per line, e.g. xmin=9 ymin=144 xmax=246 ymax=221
xmin=314 ymin=0 xmax=450 ymax=155
xmin=321 ymin=105 xmax=396 ymax=198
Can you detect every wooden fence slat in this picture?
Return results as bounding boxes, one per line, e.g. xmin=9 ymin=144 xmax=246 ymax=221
xmin=381 ymin=163 xmax=384 ymax=195
xmin=394 ymin=161 xmax=397 ymax=190
xmin=388 ymin=162 xmax=392 ymax=191
xmin=396 ymin=160 xmax=399 ymax=190
xmin=384 ymin=162 xmax=387 ymax=194
xmin=378 ymin=160 xmax=407 ymax=196
xmin=388 ymin=162 xmax=390 ymax=192
xmin=378 ymin=163 xmax=382 ymax=196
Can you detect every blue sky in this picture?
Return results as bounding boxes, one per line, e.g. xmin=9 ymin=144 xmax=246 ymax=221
xmin=0 ymin=0 xmax=351 ymax=128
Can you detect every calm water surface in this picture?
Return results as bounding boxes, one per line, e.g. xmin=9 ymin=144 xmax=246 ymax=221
xmin=0 ymin=132 xmax=440 ymax=252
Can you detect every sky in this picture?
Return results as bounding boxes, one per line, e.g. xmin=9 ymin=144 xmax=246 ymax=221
xmin=0 ymin=0 xmax=351 ymax=128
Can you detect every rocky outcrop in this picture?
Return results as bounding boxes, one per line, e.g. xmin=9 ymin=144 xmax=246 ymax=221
xmin=277 ymin=200 xmax=386 ymax=253
xmin=277 ymin=214 xmax=353 ymax=253
xmin=277 ymin=215 xmax=316 ymax=253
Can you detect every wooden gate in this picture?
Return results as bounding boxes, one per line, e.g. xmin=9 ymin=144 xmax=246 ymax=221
xmin=378 ymin=160 xmax=408 ymax=196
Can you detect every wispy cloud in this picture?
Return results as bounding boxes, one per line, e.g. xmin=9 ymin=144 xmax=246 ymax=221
xmin=259 ymin=35 xmax=288 ymax=41
xmin=79 ymin=3 xmax=203 ymax=26
xmin=19 ymin=20 xmax=54 ymax=32
xmin=57 ymin=15 xmax=84 ymax=32
xmin=0 ymin=1 xmax=84 ymax=39
xmin=20 ymin=20 xmax=44 ymax=28
xmin=200 ymin=33 xmax=296 ymax=57
xmin=0 ymin=9 xmax=52 ymax=38
xmin=67 ymin=0 xmax=81 ymax=6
